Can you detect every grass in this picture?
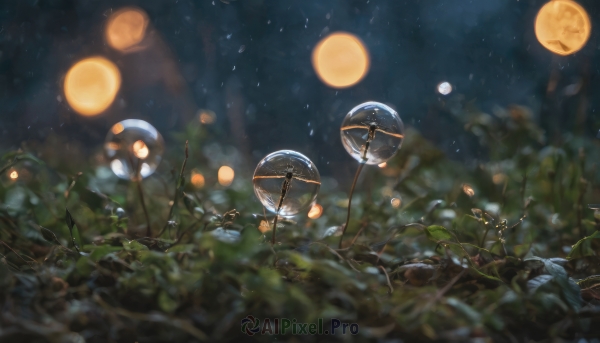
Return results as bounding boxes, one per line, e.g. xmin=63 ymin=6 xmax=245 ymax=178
xmin=1 ymin=105 xmax=600 ymax=342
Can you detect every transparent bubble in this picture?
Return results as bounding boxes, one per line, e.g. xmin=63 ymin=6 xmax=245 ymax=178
xmin=253 ymin=150 xmax=320 ymax=217
xmin=115 ymin=207 xmax=126 ymax=219
xmin=340 ymin=101 xmax=404 ymax=165
xmin=105 ymin=119 xmax=164 ymax=181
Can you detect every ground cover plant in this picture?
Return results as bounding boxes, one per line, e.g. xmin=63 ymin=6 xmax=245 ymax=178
xmin=1 ymin=104 xmax=600 ymax=342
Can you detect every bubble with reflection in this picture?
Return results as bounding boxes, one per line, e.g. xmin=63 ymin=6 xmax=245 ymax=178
xmin=312 ymin=32 xmax=370 ymax=88
xmin=105 ymin=119 xmax=164 ymax=181
xmin=64 ymin=57 xmax=121 ymax=116
xmin=253 ymin=150 xmax=320 ymax=217
xmin=105 ymin=7 xmax=149 ymax=52
xmin=340 ymin=102 xmax=404 ymax=165
xmin=535 ymin=0 xmax=591 ymax=56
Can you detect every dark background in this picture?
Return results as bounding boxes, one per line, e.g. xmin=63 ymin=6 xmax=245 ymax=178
xmin=1 ymin=0 xmax=599 ymax=181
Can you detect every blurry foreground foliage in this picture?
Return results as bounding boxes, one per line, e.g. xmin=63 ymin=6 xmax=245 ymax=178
xmin=2 ymin=106 xmax=600 ymax=342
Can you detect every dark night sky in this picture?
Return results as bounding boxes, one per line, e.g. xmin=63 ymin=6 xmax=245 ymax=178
xmin=1 ymin=0 xmax=600 ymax=180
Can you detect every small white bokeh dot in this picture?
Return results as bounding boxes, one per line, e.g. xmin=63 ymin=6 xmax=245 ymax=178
xmin=437 ymin=81 xmax=452 ymax=95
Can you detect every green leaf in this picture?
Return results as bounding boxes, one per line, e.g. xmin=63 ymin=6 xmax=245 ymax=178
xmin=177 ymin=174 xmax=186 ymax=191
xmin=75 ymin=256 xmax=94 ymax=277
xmin=158 ymin=290 xmax=178 ymax=314
xmin=89 ymin=246 xmax=123 ymax=262
xmin=183 ymin=193 xmax=202 ymax=217
xmin=123 ymin=240 xmax=149 ymax=252
xmin=1 ymin=151 xmax=43 ymax=164
xmin=526 ymin=256 xmax=582 ymax=311
xmin=564 ymin=277 xmax=582 ymax=312
xmin=15 ymin=153 xmax=43 ymax=164
xmin=65 ymin=208 xmax=80 ymax=253
xmin=577 ymin=275 xmax=600 ymax=288
xmin=39 ymin=226 xmax=62 ymax=246
xmin=545 ymin=258 xmax=582 ymax=311
xmin=425 ymin=225 xmax=453 ymax=242
xmin=527 ymin=275 xmax=553 ymax=293
xmin=513 ymin=244 xmax=531 ymax=258
xmin=567 ymin=231 xmax=600 ymax=260
xmin=445 ymin=297 xmax=480 ymax=323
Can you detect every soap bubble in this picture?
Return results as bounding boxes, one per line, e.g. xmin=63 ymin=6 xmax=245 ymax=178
xmin=105 ymin=119 xmax=164 ymax=181
xmin=253 ymin=150 xmax=320 ymax=217
xmin=340 ymin=101 xmax=404 ymax=165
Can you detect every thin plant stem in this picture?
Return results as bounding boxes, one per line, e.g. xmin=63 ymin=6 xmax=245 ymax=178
xmin=158 ymin=141 xmax=189 ymax=238
xmin=136 ymin=181 xmax=152 ymax=237
xmin=271 ymin=212 xmax=280 ymax=245
xmin=480 ymin=222 xmax=491 ymax=248
xmin=126 ymin=150 xmax=151 ymax=237
xmin=0 ymin=239 xmax=37 ymax=271
xmin=338 ymin=162 xmax=365 ymax=249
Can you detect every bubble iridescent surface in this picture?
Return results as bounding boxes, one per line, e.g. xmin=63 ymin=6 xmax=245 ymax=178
xmin=340 ymin=101 xmax=404 ymax=165
xmin=253 ymin=150 xmax=320 ymax=217
xmin=104 ymin=119 xmax=164 ymax=181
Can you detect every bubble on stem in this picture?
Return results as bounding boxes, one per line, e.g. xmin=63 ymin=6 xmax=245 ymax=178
xmin=340 ymin=101 xmax=404 ymax=165
xmin=105 ymin=119 xmax=164 ymax=181
xmin=253 ymin=150 xmax=320 ymax=217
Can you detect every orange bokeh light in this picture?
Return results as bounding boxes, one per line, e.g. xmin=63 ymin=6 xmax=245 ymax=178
xmin=535 ymin=0 xmax=591 ymax=56
xmin=462 ymin=184 xmax=475 ymax=197
xmin=132 ymin=140 xmax=149 ymax=159
xmin=105 ymin=8 xmax=149 ymax=52
xmin=312 ymin=32 xmax=370 ymax=88
xmin=307 ymin=204 xmax=323 ymax=219
xmin=198 ymin=109 xmax=216 ymax=124
xmin=112 ymin=123 xmax=124 ymax=135
xmin=64 ymin=57 xmax=121 ymax=116
xmin=258 ymin=220 xmax=271 ymax=233
xmin=218 ymin=166 xmax=235 ymax=186
xmin=9 ymin=170 xmax=18 ymax=180
xmin=191 ymin=171 xmax=205 ymax=189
